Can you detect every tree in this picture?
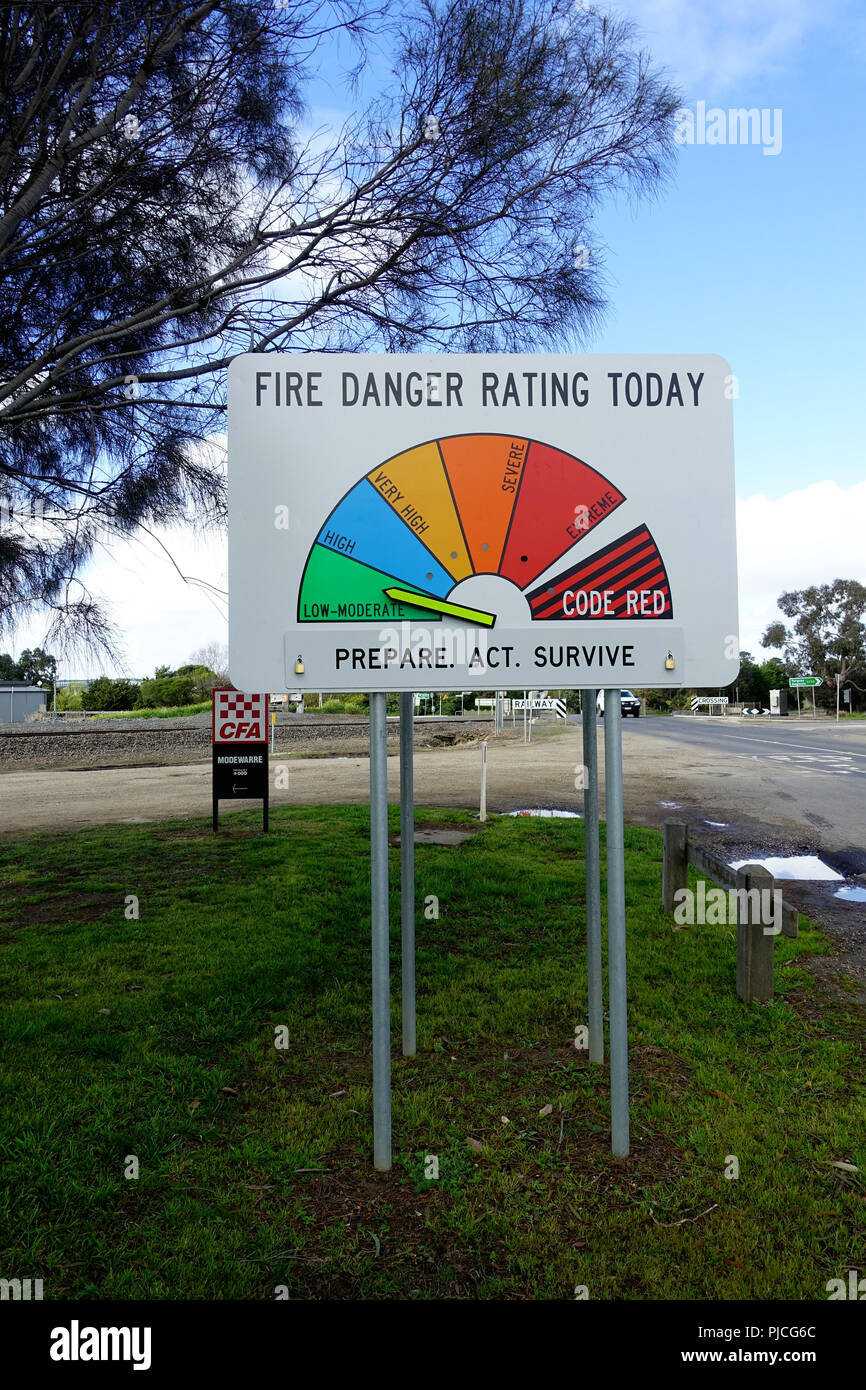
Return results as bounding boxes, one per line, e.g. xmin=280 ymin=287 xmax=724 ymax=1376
xmin=55 ymin=684 xmax=83 ymax=711
xmin=137 ymin=674 xmax=194 ymax=706
xmin=762 ymin=580 xmax=866 ymax=708
xmin=758 ymin=656 xmax=789 ymax=695
xmin=733 ymin=651 xmax=766 ymax=705
xmin=176 ymin=661 xmax=222 ymax=699
xmin=17 ymin=646 xmax=57 ymax=686
xmin=188 ymin=642 xmax=228 ymax=680
xmin=0 ymin=0 xmax=678 ymax=654
xmin=80 ymin=675 xmax=139 ymax=709
xmin=0 ymin=651 xmax=22 ymax=679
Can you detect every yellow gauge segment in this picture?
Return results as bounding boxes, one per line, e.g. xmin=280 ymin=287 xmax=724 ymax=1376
xmin=367 ymin=441 xmax=473 ymax=581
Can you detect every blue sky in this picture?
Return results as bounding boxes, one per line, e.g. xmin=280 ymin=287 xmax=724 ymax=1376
xmin=10 ymin=0 xmax=865 ymax=677
xmin=590 ymin=0 xmax=865 ymax=499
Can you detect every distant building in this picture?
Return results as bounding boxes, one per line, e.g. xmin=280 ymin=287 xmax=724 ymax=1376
xmin=0 ymin=682 xmax=48 ymax=723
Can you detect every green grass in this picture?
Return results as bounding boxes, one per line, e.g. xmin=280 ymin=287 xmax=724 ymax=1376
xmin=0 ymin=806 xmax=862 ymax=1301
xmin=91 ymin=702 xmax=212 ymax=720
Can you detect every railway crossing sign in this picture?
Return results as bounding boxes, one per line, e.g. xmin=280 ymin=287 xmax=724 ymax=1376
xmin=227 ymin=354 xmax=739 ymax=694
xmin=513 ymin=697 xmax=567 ymax=717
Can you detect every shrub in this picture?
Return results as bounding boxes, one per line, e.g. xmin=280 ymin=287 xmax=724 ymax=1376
xmin=55 ymin=686 xmax=83 ymax=711
xmin=81 ymin=677 xmax=139 ymax=711
xmin=319 ymin=695 xmax=369 ymax=714
xmin=174 ymin=664 xmax=220 ymax=701
xmin=136 ymin=676 xmax=195 ymax=709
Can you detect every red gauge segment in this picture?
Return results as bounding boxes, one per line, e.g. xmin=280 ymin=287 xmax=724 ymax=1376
xmin=499 ymin=441 xmax=625 ymax=585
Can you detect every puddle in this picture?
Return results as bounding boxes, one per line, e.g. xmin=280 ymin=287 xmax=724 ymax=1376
xmin=704 ymin=819 xmax=728 ymax=827
xmin=659 ymin=801 xmax=681 ymax=808
xmin=509 ymin=809 xmax=582 ymax=819
xmin=834 ymin=885 xmax=866 ymax=903
xmin=729 ymin=854 xmax=844 ymax=882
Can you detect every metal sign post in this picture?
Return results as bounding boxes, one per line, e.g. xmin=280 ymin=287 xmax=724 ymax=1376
xmin=789 ymin=676 xmax=822 ymax=721
xmin=480 ymin=740 xmax=488 ymax=821
xmin=399 ymin=692 xmax=416 ymax=1058
xmin=582 ymin=689 xmax=603 ymax=1065
xmin=369 ymin=692 xmax=392 ymax=1170
xmin=603 ymin=688 xmax=629 ymax=1157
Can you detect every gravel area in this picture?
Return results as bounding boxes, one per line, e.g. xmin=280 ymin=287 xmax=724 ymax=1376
xmin=0 ymin=713 xmax=492 ymax=770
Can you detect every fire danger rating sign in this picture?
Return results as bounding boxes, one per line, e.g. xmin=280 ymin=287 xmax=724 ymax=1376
xmin=228 ymin=354 xmax=739 ymax=692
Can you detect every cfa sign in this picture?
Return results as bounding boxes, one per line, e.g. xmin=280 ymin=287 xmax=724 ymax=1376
xmin=228 ymin=354 xmax=739 ymax=692
xmin=211 ymin=690 xmax=269 ymax=831
xmin=212 ymin=690 xmax=268 ymax=742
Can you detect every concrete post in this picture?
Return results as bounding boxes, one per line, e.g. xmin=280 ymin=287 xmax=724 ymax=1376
xmin=735 ymin=864 xmax=775 ymax=1003
xmin=662 ymin=819 xmax=689 ymax=912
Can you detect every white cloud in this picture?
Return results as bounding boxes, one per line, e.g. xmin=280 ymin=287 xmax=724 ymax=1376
xmin=9 ymin=520 xmax=228 ymax=681
xmin=736 ymin=480 xmax=866 ymax=655
xmin=611 ymin=0 xmax=842 ymax=90
xmin=89 ymin=524 xmax=228 ymax=679
xmin=5 ymin=433 xmax=228 ymax=680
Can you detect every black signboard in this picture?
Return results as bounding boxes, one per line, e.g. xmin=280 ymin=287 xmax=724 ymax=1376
xmin=212 ymin=744 xmax=269 ymax=830
xmin=212 ymin=690 xmax=270 ymax=831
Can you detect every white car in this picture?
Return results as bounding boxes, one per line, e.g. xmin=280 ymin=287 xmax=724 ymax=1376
xmin=597 ymin=689 xmax=641 ymax=718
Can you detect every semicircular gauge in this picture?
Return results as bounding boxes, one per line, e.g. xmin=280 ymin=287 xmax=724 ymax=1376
xmin=297 ymin=433 xmax=672 ymax=624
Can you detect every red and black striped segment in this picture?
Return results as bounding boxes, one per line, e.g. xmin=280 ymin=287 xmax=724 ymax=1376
xmin=526 ymin=524 xmax=673 ymax=620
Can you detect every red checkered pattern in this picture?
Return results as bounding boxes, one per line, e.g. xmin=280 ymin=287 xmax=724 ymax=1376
xmin=216 ymin=693 xmax=264 ymax=719
xmin=213 ymin=690 xmax=268 ymax=742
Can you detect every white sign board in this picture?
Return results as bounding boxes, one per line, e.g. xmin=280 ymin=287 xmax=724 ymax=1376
xmin=228 ymin=354 xmax=738 ymax=693
xmin=212 ymin=690 xmax=269 ymax=742
xmin=691 ymin=696 xmax=729 ymax=709
xmin=512 ymin=698 xmax=568 ymax=718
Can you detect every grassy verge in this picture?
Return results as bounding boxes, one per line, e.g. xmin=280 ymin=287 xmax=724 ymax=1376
xmin=0 ymin=807 xmax=862 ymax=1300
xmin=91 ymin=702 xmax=212 ymax=720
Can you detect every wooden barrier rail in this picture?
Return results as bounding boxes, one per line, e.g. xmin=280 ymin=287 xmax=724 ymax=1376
xmin=661 ymin=818 xmax=799 ymax=1003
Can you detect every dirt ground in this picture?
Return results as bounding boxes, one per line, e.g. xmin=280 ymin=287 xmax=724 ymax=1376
xmin=2 ymin=718 xmax=863 ymax=990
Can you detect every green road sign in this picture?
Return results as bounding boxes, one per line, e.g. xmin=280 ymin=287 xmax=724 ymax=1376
xmin=789 ymin=676 xmax=822 ymax=687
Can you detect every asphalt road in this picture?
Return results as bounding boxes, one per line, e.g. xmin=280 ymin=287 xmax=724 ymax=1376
xmin=617 ymin=712 xmax=866 ymax=778
xmin=590 ymin=713 xmax=866 ymax=858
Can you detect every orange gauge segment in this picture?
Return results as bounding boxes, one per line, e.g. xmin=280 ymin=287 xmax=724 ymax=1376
xmin=439 ymin=434 xmax=528 ymax=573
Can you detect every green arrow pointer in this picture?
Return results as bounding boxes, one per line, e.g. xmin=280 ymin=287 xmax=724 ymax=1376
xmin=383 ymin=587 xmax=496 ymax=628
